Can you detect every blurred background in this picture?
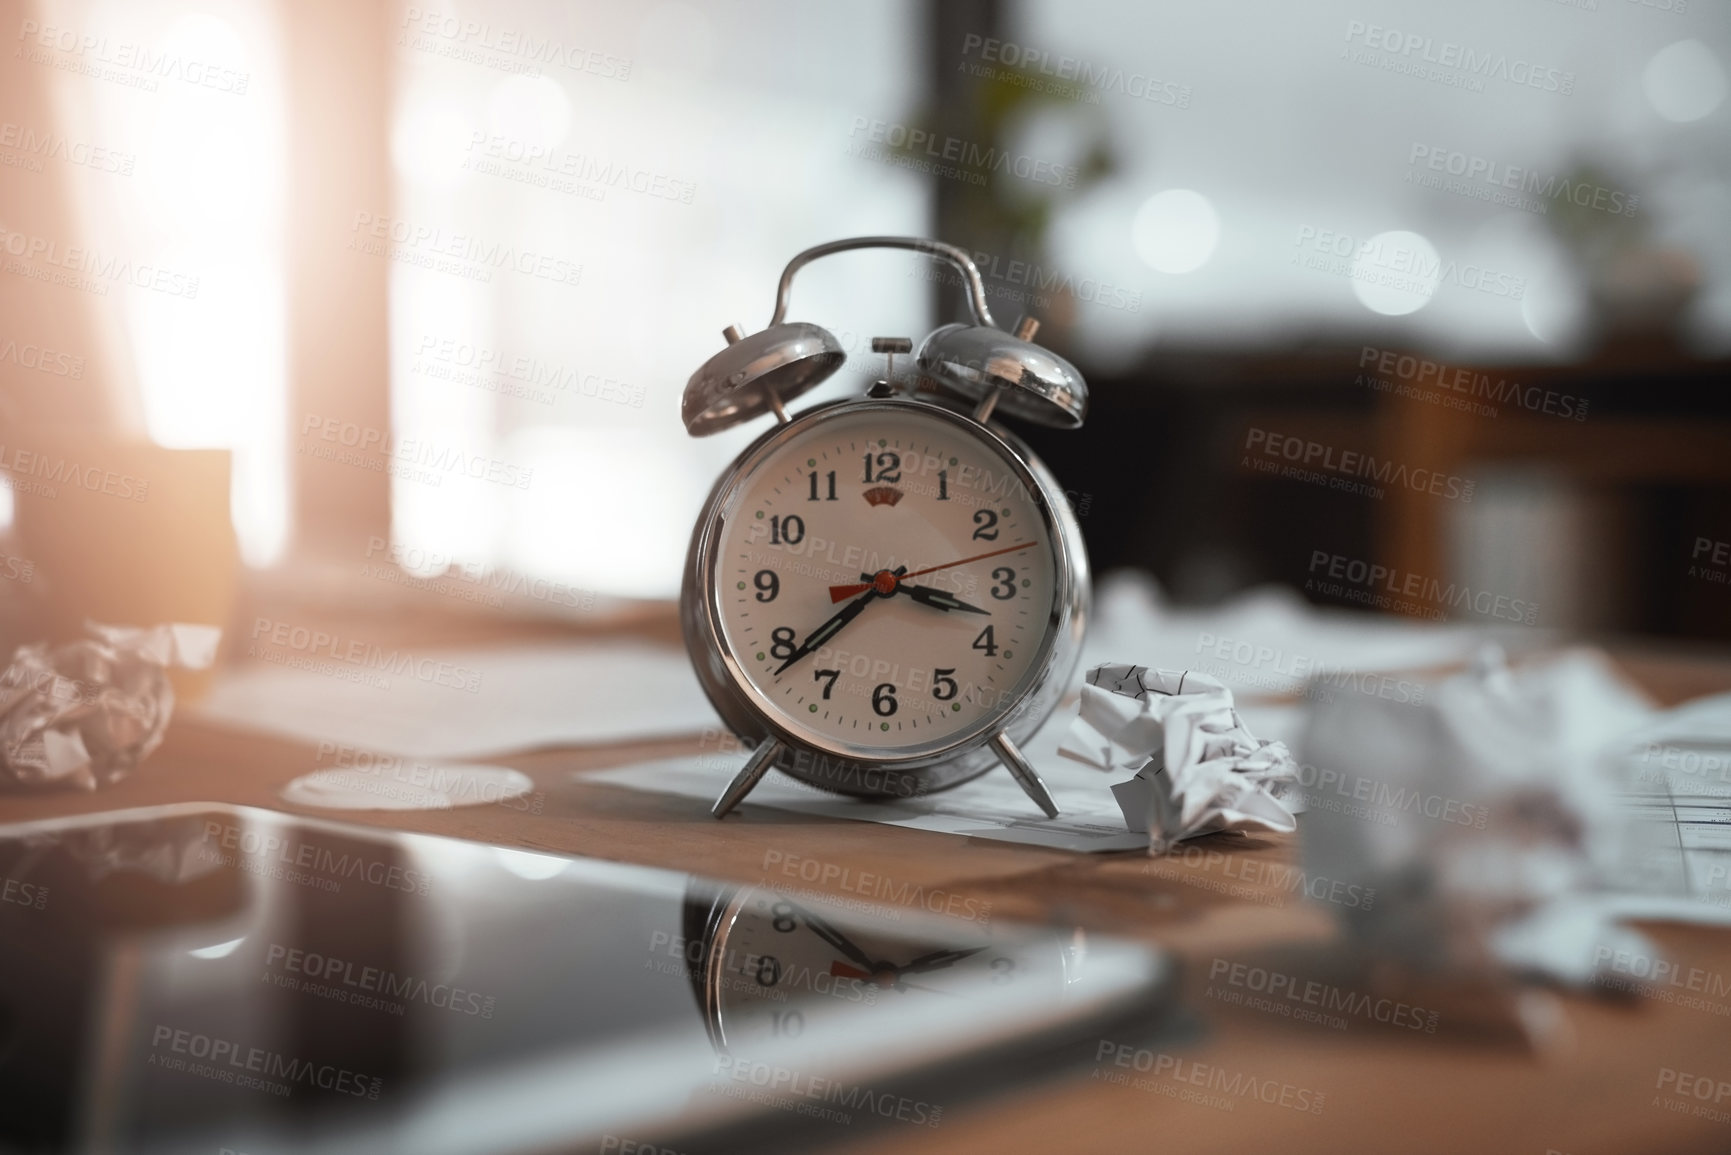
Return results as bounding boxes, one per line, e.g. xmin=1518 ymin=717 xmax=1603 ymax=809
xmin=2 ymin=0 xmax=1729 ymax=654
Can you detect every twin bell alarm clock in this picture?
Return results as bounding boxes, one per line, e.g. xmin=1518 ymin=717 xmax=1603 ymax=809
xmin=678 ymin=237 xmax=1090 ymax=819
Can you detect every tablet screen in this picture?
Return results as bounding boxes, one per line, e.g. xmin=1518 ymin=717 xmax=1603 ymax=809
xmin=0 ymin=804 xmax=1171 ymax=1154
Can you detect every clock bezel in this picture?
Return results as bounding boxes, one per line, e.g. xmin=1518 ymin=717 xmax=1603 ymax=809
xmin=681 ymin=396 xmax=1088 ymax=796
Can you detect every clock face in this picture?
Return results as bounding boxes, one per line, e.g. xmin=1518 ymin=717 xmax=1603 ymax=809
xmin=707 ymin=403 xmax=1062 ymax=760
xmin=706 ymin=887 xmax=1065 ymax=1053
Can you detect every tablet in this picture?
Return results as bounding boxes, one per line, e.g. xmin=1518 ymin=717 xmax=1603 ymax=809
xmin=0 ymin=803 xmax=1175 ymax=1153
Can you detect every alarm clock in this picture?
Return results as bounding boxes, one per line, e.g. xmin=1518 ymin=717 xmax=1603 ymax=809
xmin=679 ymin=237 xmax=1090 ymax=820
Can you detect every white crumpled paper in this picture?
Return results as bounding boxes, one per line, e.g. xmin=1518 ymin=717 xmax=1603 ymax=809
xmin=0 ymin=621 xmax=221 ymax=791
xmin=1298 ymin=645 xmax=1660 ymax=984
xmin=1060 ymin=663 xmax=1300 ymax=853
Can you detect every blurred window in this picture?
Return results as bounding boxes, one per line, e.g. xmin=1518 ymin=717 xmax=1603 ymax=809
xmin=1012 ymin=0 xmax=1730 ymax=366
xmin=49 ymin=0 xmax=288 ymax=564
xmin=388 ymin=0 xmax=928 ymax=597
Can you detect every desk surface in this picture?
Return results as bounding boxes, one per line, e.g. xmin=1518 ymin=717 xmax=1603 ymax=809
xmin=7 ymin=608 xmax=1731 ymax=1155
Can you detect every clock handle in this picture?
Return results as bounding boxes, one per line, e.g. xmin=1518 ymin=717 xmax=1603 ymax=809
xmin=990 ymin=732 xmax=1061 ymax=819
xmin=768 ymin=237 xmax=998 ymax=330
xmin=711 ymin=738 xmax=785 ymax=819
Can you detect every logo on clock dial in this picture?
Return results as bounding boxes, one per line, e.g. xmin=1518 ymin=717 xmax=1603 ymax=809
xmin=862 ymin=485 xmax=904 ymax=508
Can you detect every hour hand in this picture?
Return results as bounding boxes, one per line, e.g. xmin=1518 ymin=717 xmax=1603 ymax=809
xmin=896 ymin=582 xmax=991 ymax=615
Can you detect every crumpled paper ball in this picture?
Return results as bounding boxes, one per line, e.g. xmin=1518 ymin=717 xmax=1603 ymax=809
xmin=0 ymin=622 xmax=220 ymax=792
xmin=1297 ymin=645 xmax=1656 ymax=982
xmin=1060 ymin=664 xmax=1300 ymax=853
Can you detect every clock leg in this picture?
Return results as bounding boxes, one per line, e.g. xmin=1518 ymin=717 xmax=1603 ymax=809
xmin=711 ymin=738 xmax=785 ymax=819
xmin=990 ymin=732 xmax=1060 ymax=819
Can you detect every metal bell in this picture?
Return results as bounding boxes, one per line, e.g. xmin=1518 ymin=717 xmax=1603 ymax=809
xmin=680 ymin=322 xmax=845 ymax=437
xmin=916 ymin=317 xmax=1088 ymax=429
xmin=680 ymin=236 xmax=1089 ymax=436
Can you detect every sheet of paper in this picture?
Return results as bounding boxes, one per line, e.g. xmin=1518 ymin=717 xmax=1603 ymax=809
xmin=1083 ymin=572 xmax=1509 ymax=699
xmin=1611 ymin=692 xmax=1731 ymax=913
xmin=1492 ymin=693 xmax=1731 ymax=983
xmin=190 ymin=641 xmax=720 ymax=758
xmin=589 ymin=716 xmax=1149 ymax=852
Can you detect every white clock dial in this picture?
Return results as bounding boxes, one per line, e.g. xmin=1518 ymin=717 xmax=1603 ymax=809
xmin=710 ymin=405 xmax=1058 ymax=759
xmin=707 ymin=888 xmax=1066 ymax=1053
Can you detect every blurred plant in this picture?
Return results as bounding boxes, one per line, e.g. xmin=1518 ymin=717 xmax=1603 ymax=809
xmin=901 ymin=71 xmax=1115 ymax=246
xmin=1544 ymin=159 xmax=1699 ymax=346
xmin=892 ymin=57 xmax=1118 ymax=341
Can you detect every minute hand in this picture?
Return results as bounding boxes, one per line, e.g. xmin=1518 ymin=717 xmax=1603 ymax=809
xmin=786 ymin=900 xmax=878 ymax=972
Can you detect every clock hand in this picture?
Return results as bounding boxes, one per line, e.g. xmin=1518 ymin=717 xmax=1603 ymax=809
xmin=774 ymin=567 xmax=905 ymax=675
xmin=828 ymin=542 xmax=1036 ymax=602
xmin=788 ymin=901 xmax=879 ymax=972
xmin=773 ymin=595 xmax=873 ymax=675
xmin=892 ymin=946 xmax=989 ymax=976
xmin=832 ymin=572 xmax=990 ymax=615
xmin=902 ymin=541 xmax=1037 ymax=583
xmin=896 ymin=582 xmax=991 ymax=615
xmin=828 ymin=961 xmax=961 ymax=995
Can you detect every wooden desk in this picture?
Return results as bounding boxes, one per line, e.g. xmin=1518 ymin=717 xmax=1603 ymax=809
xmin=6 ymin=610 xmax=1730 ymax=1155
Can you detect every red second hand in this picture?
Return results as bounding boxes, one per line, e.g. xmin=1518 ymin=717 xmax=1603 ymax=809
xmin=828 ymin=541 xmax=1035 ymax=602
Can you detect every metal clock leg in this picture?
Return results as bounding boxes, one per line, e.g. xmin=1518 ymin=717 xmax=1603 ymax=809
xmin=990 ymin=732 xmax=1060 ymax=819
xmin=711 ymin=738 xmax=785 ymax=819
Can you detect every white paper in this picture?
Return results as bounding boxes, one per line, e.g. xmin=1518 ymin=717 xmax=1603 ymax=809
xmin=588 ymin=717 xmax=1151 ymax=853
xmin=87 ymin=621 xmax=223 ymax=670
xmin=192 ymin=641 xmax=719 ymax=758
xmin=1083 ymin=571 xmax=1511 ymax=701
xmin=1059 ymin=665 xmax=1299 ymax=853
xmin=1 ymin=621 xmax=223 ymax=790
xmin=1611 ymin=690 xmax=1731 ymax=912
xmin=1295 ymin=646 xmax=1684 ymax=984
